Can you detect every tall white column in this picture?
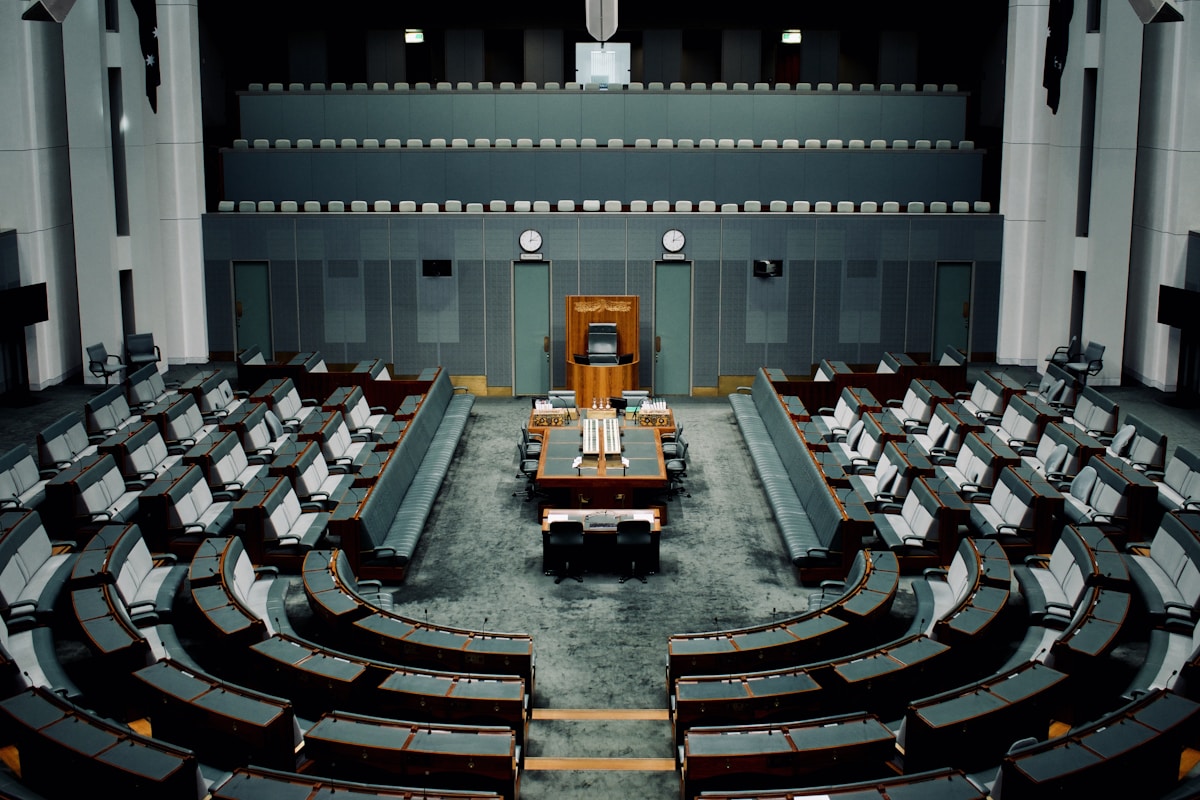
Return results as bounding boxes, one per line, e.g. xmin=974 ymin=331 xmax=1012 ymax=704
xmin=157 ymin=0 xmax=208 ymax=363
xmin=0 ymin=5 xmax=79 ymax=388
xmin=1125 ymin=8 xmax=1200 ymax=391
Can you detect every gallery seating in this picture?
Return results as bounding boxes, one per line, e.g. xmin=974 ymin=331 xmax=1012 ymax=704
xmin=899 ymin=660 xmax=1070 ymax=773
xmin=209 ymin=766 xmax=506 ymax=800
xmin=884 ymin=377 xmax=953 ymax=431
xmin=686 ymin=768 xmax=989 ymax=800
xmin=42 ymin=453 xmax=144 ymax=541
xmin=129 ymin=657 xmax=302 ymax=770
xmin=125 ymin=362 xmax=179 ymax=411
xmin=1018 ymin=421 xmax=1104 ymax=485
xmin=992 ymin=689 xmax=1200 ymax=799
xmin=183 ymin=371 xmax=246 ymax=422
xmin=921 ymin=536 xmax=1012 ymax=644
xmin=84 ymin=383 xmax=141 ymax=439
xmin=0 ymin=445 xmax=49 ymax=512
xmin=145 ymin=393 xmax=219 ymax=452
xmin=183 ymin=430 xmax=269 ymax=495
xmin=0 ymin=509 xmax=76 ymax=632
xmin=275 ymin=440 xmax=357 ymax=508
xmin=847 ymin=439 xmax=931 ymax=509
xmin=302 ymin=547 xmax=536 ymax=687
xmin=1107 ymin=412 xmax=1168 ymax=474
xmin=234 ymin=475 xmax=330 ymax=566
xmin=222 ymin=401 xmax=295 ymax=464
xmin=956 ymin=371 xmax=1017 ymax=422
xmin=987 ymin=394 xmax=1058 ymax=452
xmin=322 ymin=384 xmax=403 ymax=443
xmin=1150 ymin=446 xmax=1200 ymax=514
xmin=935 ymin=430 xmax=1018 ymax=498
xmin=186 ymin=535 xmax=277 ymax=649
xmin=0 ymin=685 xmax=206 ymax=799
xmin=1124 ymin=511 xmax=1200 ymax=633
xmin=35 ymin=411 xmax=99 ymax=476
xmin=1060 ymin=385 xmax=1120 ymax=441
xmin=967 ymin=466 xmax=1042 ymax=545
xmin=680 ymin=711 xmax=897 ymax=798
xmin=105 ymin=420 xmax=182 ymax=482
xmin=301 ymin=711 xmax=519 ymax=799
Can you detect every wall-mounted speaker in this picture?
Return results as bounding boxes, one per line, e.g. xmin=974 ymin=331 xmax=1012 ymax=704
xmin=422 ymin=259 xmax=452 ymax=277
xmin=753 ymin=259 xmax=783 ymax=278
xmin=1127 ymin=0 xmax=1183 ymax=23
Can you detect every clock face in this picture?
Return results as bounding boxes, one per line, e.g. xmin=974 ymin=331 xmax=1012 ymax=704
xmin=662 ymin=228 xmax=685 ymax=252
xmin=519 ymin=229 xmax=542 ymax=252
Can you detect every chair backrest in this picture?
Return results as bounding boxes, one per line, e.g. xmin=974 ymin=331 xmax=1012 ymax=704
xmin=586 ymin=322 xmax=619 ymax=363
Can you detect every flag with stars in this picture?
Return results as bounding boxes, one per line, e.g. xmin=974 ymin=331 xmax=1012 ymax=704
xmin=131 ymin=0 xmax=160 ymax=112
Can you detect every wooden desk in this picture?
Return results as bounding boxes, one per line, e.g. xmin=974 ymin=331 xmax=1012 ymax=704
xmin=566 ymin=359 xmax=638 ymax=409
xmin=535 ymin=425 xmax=666 ymax=509
xmin=541 ymin=508 xmax=661 ymax=573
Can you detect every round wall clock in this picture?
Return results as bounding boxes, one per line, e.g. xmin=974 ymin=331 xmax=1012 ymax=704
xmin=662 ymin=228 xmax=685 ymax=252
xmin=519 ymin=229 xmax=543 ymax=252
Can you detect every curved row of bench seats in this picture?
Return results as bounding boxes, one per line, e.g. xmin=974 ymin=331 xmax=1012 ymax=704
xmin=328 ymin=368 xmax=474 ymax=580
xmin=219 ymin=198 xmax=994 ymax=214
xmin=245 ymin=80 xmax=965 ymax=94
xmin=232 ymin=135 xmax=978 ymax=150
xmin=665 ymin=548 xmax=901 ymax=684
xmin=729 ymin=368 xmax=875 ymax=579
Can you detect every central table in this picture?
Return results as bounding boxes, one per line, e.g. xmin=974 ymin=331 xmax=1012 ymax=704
xmin=535 ymin=424 xmax=667 ymax=508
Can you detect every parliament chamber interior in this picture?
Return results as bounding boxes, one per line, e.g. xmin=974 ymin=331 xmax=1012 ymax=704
xmin=3 ymin=0 xmax=1200 ymax=798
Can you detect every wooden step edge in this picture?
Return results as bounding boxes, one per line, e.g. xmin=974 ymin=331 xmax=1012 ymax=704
xmin=524 ymin=757 xmax=676 ymax=771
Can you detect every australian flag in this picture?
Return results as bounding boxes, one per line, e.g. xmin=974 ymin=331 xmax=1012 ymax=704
xmin=131 ymin=0 xmax=160 ymax=112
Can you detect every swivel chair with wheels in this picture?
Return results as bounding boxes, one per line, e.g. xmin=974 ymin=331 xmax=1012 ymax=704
xmin=86 ymin=343 xmax=126 ymax=384
xmin=664 ymin=439 xmax=690 ymax=500
xmin=615 ymin=518 xmax=655 ymax=583
xmin=545 ymin=520 xmax=585 ymax=583
xmin=512 ymin=439 xmax=542 ymax=501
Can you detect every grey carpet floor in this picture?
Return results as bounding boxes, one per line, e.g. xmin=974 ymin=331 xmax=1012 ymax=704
xmin=401 ymin=396 xmax=815 ymax=711
xmin=391 ymin=395 xmax=822 ymax=799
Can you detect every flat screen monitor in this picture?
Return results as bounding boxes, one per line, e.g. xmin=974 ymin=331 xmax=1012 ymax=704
xmin=422 ymin=259 xmax=452 ymax=277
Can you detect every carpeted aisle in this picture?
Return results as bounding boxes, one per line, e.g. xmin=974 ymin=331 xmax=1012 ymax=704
xmin=393 ymin=396 xmax=816 ymax=799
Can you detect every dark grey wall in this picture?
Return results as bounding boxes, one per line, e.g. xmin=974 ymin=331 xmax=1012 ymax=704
xmin=202 ymin=212 xmax=1003 ymax=388
xmin=221 ymin=146 xmax=983 ymax=208
xmin=236 ymin=84 xmax=968 ymax=144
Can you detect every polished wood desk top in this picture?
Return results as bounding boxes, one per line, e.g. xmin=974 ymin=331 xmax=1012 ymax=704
xmin=535 ymin=426 xmax=666 ymax=484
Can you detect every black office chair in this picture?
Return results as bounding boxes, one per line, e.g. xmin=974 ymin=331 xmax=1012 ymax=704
xmin=86 ymin=342 xmax=126 ymax=384
xmin=615 ymin=518 xmax=654 ymax=584
xmin=521 ymin=421 xmax=543 ymax=458
xmin=512 ymin=440 xmax=542 ymax=502
xmin=664 ymin=440 xmax=690 ymax=500
xmin=661 ymin=425 xmax=685 ymax=459
xmin=545 ymin=520 xmax=585 ymax=583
